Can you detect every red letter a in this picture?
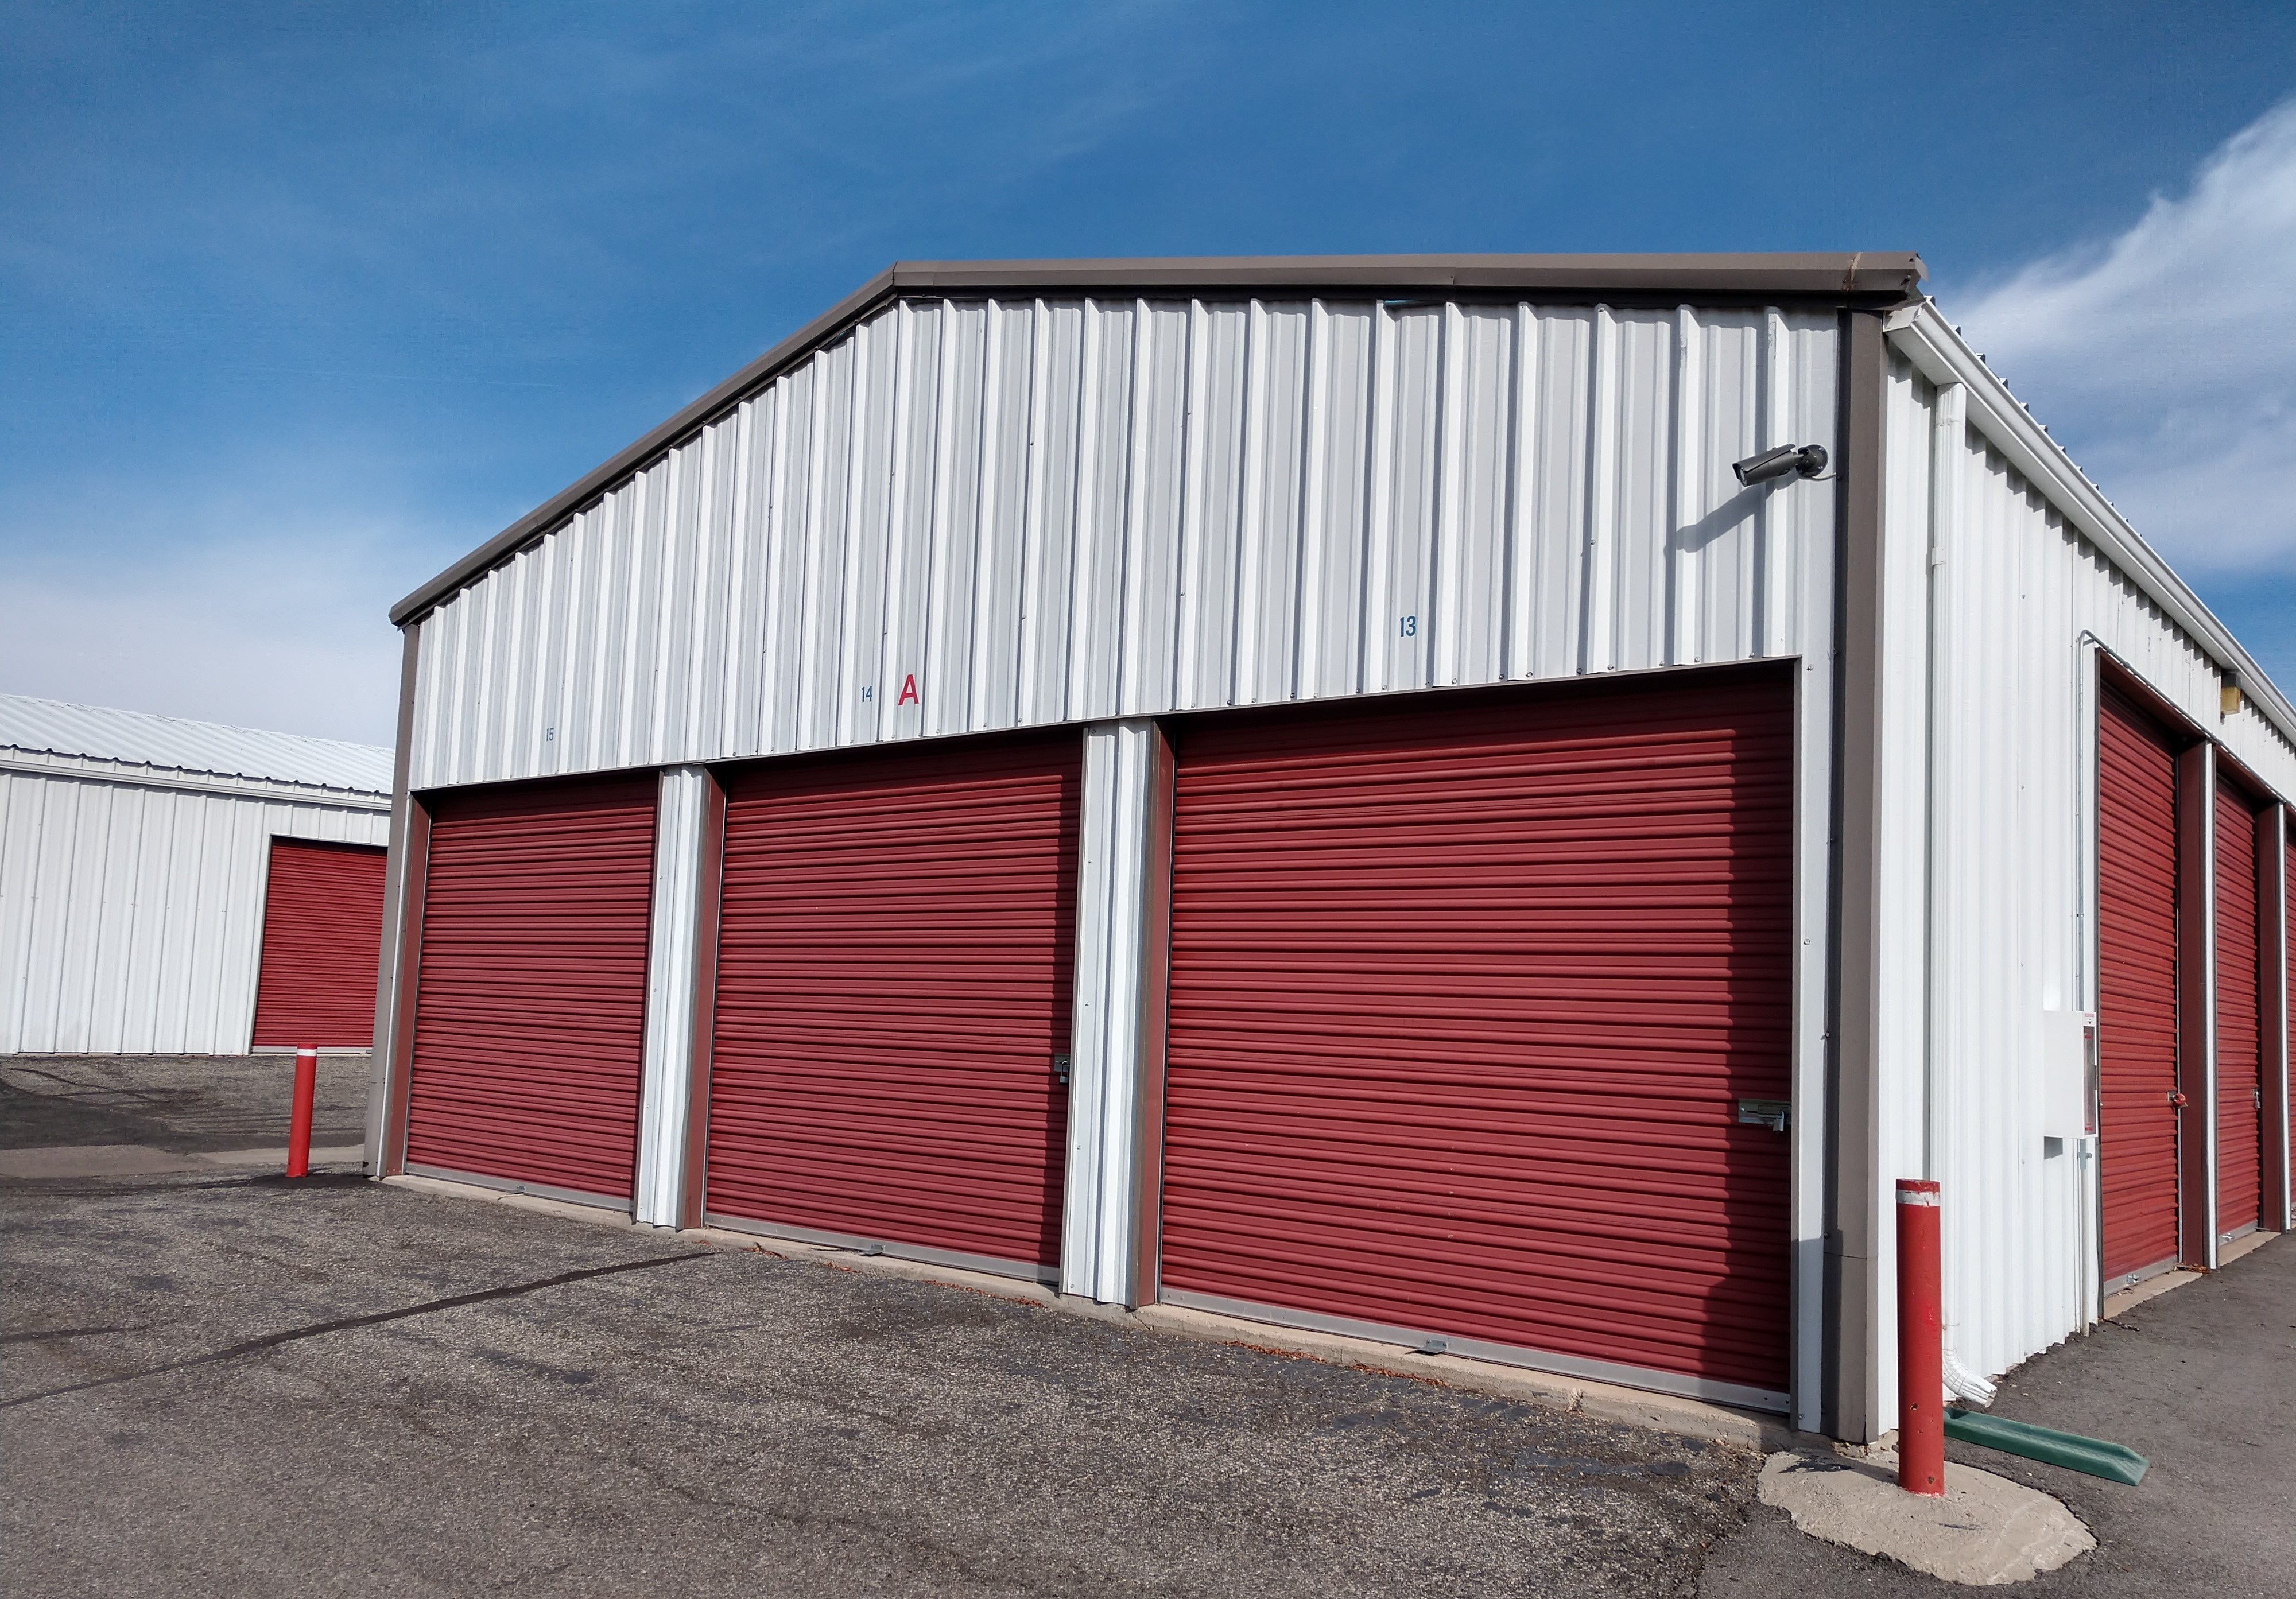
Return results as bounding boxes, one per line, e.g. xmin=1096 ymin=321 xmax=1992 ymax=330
xmin=897 ymin=673 xmax=918 ymax=707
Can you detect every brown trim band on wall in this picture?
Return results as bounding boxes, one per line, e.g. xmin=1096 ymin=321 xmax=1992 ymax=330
xmin=1125 ymin=722 xmax=1178 ymax=1310
xmin=364 ymin=623 xmax=424 ymax=1177
xmin=2177 ymin=743 xmax=2220 ymax=1268
xmin=378 ymin=795 xmax=432 ymax=1178
xmin=1822 ymin=306 xmax=1890 ymax=1442
xmin=678 ymin=769 xmax=729 ymax=1231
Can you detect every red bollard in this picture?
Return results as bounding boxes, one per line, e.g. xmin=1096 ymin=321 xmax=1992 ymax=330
xmin=286 ymin=1046 xmax=317 ymax=1179
xmin=1896 ymin=1178 xmax=1945 ymax=1495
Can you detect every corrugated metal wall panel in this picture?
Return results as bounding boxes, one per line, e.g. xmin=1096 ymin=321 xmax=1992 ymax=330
xmin=704 ymin=732 xmax=1078 ymax=1267
xmin=407 ymin=298 xmax=1841 ymax=789
xmin=2216 ymin=782 xmax=2263 ymax=1235
xmin=1 ymin=771 xmax=390 ymax=1054
xmin=249 ymin=839 xmax=387 ymax=1048
xmin=2096 ymin=691 xmax=2183 ymax=1283
xmin=402 ymin=774 xmax=656 ymax=1198
xmin=1159 ymin=672 xmax=1795 ymax=1403
xmin=1871 ymin=356 xmax=1936 ymax=1428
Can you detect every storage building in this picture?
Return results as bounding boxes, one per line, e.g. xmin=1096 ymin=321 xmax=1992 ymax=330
xmin=364 ymin=254 xmax=2294 ymax=1442
xmin=2 ymin=695 xmax=392 ymax=1054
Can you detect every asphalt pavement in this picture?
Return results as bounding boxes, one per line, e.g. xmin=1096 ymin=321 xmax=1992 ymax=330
xmin=5 ymin=1055 xmax=1750 ymax=1598
xmin=2 ymin=1054 xmax=2290 ymax=1597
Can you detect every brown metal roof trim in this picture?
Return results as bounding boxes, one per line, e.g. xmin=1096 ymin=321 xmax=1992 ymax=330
xmin=391 ymin=252 xmax=1925 ymax=625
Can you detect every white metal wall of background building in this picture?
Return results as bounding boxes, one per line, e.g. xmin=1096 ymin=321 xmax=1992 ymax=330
xmin=2 ymin=704 xmax=393 ymax=1055
xmin=405 ymin=297 xmax=1840 ymax=787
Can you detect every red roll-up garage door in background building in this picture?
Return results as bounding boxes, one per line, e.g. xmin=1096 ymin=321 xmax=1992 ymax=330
xmin=2096 ymin=688 xmax=2183 ymax=1286
xmin=2217 ymin=781 xmax=2263 ymax=1239
xmin=403 ymin=775 xmax=657 ymax=1201
xmin=1160 ymin=670 xmax=1795 ymax=1405
xmin=250 ymin=838 xmax=387 ymax=1048
xmin=704 ymin=732 xmax=1079 ymax=1272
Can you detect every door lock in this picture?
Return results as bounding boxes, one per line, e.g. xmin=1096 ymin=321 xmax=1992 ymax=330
xmin=1053 ymin=1053 xmax=1071 ymax=1087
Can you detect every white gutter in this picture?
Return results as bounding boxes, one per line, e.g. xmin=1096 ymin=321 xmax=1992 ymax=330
xmin=1883 ymin=300 xmax=2296 ymax=760
xmin=0 ymin=751 xmax=393 ymax=810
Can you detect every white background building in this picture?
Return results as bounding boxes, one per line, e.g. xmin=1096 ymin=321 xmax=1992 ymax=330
xmin=1 ymin=696 xmax=393 ymax=1055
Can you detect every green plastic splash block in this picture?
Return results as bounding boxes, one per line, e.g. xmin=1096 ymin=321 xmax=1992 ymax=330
xmin=1944 ymin=1407 xmax=2150 ymax=1485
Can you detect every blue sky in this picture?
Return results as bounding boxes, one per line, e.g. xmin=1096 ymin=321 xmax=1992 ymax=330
xmin=5 ymin=1 xmax=2294 ymax=744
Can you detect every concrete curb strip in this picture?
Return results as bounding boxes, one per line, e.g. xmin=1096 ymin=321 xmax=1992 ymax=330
xmin=0 ymin=1144 xmax=369 ymax=1179
xmin=0 ymin=1145 xmax=209 ymax=1178
xmin=1758 ymin=1450 xmax=2096 ymax=1585
xmin=199 ymin=1145 xmax=365 ymax=1169
xmin=382 ymin=1173 xmax=1781 ymax=1450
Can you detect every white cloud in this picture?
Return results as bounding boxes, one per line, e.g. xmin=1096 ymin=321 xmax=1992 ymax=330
xmin=0 ymin=545 xmax=406 ymax=747
xmin=0 ymin=459 xmax=444 ymax=746
xmin=1950 ymin=99 xmax=2296 ymax=573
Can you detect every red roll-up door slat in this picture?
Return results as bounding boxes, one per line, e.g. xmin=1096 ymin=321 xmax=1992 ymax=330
xmin=2217 ymin=781 xmax=2262 ymax=1236
xmin=1161 ymin=672 xmax=1794 ymax=1400
xmin=705 ymin=732 xmax=1079 ymax=1269
xmin=250 ymin=839 xmax=387 ymax=1048
xmin=404 ymin=774 xmax=657 ymax=1200
xmin=2096 ymin=689 xmax=2182 ymax=1283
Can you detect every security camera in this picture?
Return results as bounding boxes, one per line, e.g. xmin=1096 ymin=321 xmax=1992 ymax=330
xmin=1732 ymin=444 xmax=1829 ymax=486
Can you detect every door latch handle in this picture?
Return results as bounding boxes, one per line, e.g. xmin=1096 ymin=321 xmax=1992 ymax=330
xmin=2168 ymin=1090 xmax=2188 ymax=1108
xmin=1053 ymin=1053 xmax=1071 ymax=1087
xmin=1736 ymin=1098 xmax=1790 ymax=1132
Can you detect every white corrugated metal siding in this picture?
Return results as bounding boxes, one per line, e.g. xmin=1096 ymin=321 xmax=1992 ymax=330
xmin=406 ymin=298 xmax=1842 ymax=787
xmin=1876 ymin=345 xmax=2296 ymax=1419
xmin=0 ymin=772 xmax=390 ymax=1054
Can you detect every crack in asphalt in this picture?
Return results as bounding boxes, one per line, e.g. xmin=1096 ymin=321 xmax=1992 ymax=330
xmin=0 ymin=1324 xmax=156 ymax=1344
xmin=1 ymin=1251 xmax=714 ymax=1409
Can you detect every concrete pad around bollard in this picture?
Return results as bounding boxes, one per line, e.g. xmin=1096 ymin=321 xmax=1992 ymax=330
xmin=1758 ymin=1450 xmax=2095 ymax=1585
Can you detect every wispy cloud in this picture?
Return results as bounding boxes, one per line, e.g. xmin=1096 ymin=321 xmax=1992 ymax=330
xmin=0 ymin=457 xmax=441 ymax=746
xmin=1952 ymin=99 xmax=2296 ymax=574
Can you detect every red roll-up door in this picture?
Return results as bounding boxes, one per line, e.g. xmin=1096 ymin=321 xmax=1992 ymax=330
xmin=402 ymin=774 xmax=657 ymax=1201
xmin=704 ymin=732 xmax=1079 ymax=1272
xmin=2096 ymin=689 xmax=2183 ymax=1286
xmin=2217 ymin=781 xmax=2263 ymax=1239
xmin=1160 ymin=670 xmax=1794 ymax=1406
xmin=250 ymin=838 xmax=387 ymax=1048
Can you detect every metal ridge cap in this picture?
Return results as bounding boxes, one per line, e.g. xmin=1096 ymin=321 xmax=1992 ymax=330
xmin=1883 ymin=300 xmax=2296 ymax=758
xmin=886 ymin=250 xmax=1927 ymax=294
xmin=393 ymin=250 xmax=1926 ymax=626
